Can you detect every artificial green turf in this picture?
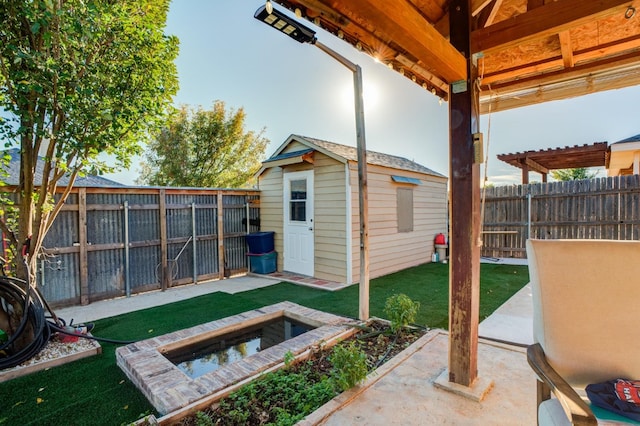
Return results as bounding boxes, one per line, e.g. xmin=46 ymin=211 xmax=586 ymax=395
xmin=0 ymin=262 xmax=528 ymax=425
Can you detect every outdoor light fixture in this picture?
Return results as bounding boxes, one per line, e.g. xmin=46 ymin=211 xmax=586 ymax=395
xmin=254 ymin=5 xmax=317 ymax=44
xmin=254 ymin=3 xmax=371 ymax=321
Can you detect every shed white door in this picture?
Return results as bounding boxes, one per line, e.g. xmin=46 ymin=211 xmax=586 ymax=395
xmin=283 ymin=171 xmax=314 ymax=276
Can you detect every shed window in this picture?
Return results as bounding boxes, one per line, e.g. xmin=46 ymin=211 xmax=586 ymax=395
xmin=289 ymin=179 xmax=307 ymax=222
xmin=397 ymin=188 xmax=413 ymax=232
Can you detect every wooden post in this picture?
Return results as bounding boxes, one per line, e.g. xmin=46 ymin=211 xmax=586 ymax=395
xmin=217 ymin=191 xmax=225 ymax=279
xmin=354 ymin=64 xmax=370 ymax=321
xmin=78 ymin=188 xmax=89 ymax=305
xmin=522 ymin=163 xmax=530 ymax=184
xmin=314 ymin=41 xmax=369 ymax=320
xmin=448 ymin=0 xmax=481 ymax=387
xmin=159 ymin=189 xmax=169 ymax=290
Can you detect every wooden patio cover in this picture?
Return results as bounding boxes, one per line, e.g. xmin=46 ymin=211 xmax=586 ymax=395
xmin=498 ymin=142 xmax=609 ymax=183
xmin=271 ymin=0 xmax=640 ymax=390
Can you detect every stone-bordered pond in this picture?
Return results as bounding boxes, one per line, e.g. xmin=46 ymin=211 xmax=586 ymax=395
xmin=116 ymin=301 xmax=352 ymax=414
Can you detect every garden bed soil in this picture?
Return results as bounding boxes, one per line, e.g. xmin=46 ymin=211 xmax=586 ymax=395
xmin=174 ymin=320 xmax=426 ymax=426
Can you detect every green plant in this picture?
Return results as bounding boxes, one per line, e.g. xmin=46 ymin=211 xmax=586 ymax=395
xmin=210 ymin=363 xmax=337 ymax=425
xmin=384 ymin=293 xmax=420 ymax=333
xmin=329 ymin=341 xmax=369 ymax=391
xmin=195 ymin=410 xmax=214 ymax=426
xmin=284 ymin=350 xmax=295 ymax=368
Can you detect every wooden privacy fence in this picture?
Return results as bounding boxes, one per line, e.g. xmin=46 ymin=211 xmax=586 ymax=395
xmin=481 ymin=175 xmax=640 ymax=259
xmin=32 ymin=187 xmax=260 ymax=308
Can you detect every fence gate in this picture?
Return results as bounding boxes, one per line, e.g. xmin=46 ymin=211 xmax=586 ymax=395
xmin=35 ymin=187 xmax=260 ymax=308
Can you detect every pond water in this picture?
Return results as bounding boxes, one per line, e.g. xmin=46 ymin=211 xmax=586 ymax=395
xmin=164 ymin=317 xmax=315 ymax=379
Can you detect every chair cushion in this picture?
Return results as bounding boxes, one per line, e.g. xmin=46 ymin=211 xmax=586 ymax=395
xmin=539 ymin=399 xmax=640 ymax=425
xmin=539 ymin=399 xmax=571 ymax=426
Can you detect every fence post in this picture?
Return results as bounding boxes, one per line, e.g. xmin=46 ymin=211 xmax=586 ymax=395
xmin=124 ymin=201 xmax=131 ymax=297
xmin=191 ymin=202 xmax=197 ymax=284
xmin=159 ymin=189 xmax=169 ymax=290
xmin=527 ymin=191 xmax=532 ymax=240
xmin=79 ymin=188 xmax=89 ymax=305
xmin=218 ymin=192 xmax=225 ymax=279
xmin=618 ymin=190 xmax=621 ymax=240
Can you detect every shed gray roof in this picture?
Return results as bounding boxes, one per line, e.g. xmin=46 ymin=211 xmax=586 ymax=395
xmin=292 ymin=135 xmax=446 ymax=178
xmin=2 ymin=149 xmax=125 ymax=187
xmin=611 ymin=134 xmax=640 ymax=145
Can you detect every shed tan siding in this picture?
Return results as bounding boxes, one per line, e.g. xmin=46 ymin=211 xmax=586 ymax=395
xmin=312 ymin=152 xmax=348 ymax=283
xmin=349 ymin=162 xmax=447 ymax=283
xmin=257 ymin=166 xmax=284 ymax=270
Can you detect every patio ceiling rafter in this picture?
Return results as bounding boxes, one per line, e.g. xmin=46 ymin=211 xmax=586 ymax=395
xmin=497 ymin=142 xmax=609 ymax=183
xmin=470 ymin=0 xmax=632 ymax=55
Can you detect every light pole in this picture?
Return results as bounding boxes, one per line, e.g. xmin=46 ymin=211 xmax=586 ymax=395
xmin=255 ymin=5 xmax=370 ymax=320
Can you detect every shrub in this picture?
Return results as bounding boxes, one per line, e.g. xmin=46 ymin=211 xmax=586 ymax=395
xmin=384 ymin=293 xmax=420 ymax=333
xmin=329 ymin=341 xmax=368 ymax=391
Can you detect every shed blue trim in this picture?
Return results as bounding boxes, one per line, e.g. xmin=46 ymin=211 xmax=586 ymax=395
xmin=263 ymin=149 xmax=314 ymax=163
xmin=391 ymin=175 xmax=421 ymax=185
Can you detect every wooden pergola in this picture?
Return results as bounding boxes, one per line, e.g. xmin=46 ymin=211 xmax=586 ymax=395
xmin=497 ymin=142 xmax=609 ymax=183
xmin=273 ymin=0 xmax=640 ymax=391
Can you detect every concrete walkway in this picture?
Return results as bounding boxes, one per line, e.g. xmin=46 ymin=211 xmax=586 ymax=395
xmin=55 ymin=275 xmax=281 ymax=324
xmin=479 ymin=283 xmax=533 ymax=346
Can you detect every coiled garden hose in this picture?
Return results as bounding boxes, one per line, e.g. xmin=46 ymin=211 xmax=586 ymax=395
xmin=0 ymin=275 xmax=50 ymax=369
xmin=0 ymin=275 xmax=135 ymax=370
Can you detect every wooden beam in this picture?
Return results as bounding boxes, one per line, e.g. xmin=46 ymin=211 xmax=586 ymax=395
xmin=525 ymin=157 xmax=549 ymax=174
xmin=476 ymin=0 xmax=503 ymax=29
xmin=480 ymin=51 xmax=640 ymax=113
xmin=558 ymin=31 xmax=575 ymax=68
xmin=448 ymin=0 xmax=480 ymax=388
xmin=471 ymin=0 xmax=494 ymax=16
xmin=471 ymin=0 xmax=631 ymax=54
xmin=344 ymin=0 xmax=467 ymax=82
xmin=395 ymin=54 xmax=450 ymax=92
xmin=527 ymin=0 xmax=545 ymax=10
xmin=481 ymin=33 xmax=640 ymax=85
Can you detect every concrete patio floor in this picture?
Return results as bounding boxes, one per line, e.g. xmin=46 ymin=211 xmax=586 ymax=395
xmin=56 ymin=269 xmax=537 ymax=425
xmin=304 ymin=330 xmax=536 ymax=425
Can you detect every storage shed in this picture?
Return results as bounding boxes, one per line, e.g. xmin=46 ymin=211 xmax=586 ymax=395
xmin=256 ymin=134 xmax=448 ymax=285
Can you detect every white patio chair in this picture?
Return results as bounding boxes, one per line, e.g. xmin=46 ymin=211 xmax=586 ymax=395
xmin=526 ymin=239 xmax=640 ymax=425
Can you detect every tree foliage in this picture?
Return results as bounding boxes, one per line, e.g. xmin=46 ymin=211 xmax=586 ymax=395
xmin=138 ymin=101 xmax=268 ymax=188
xmin=550 ymin=167 xmax=598 ymax=181
xmin=0 ymin=0 xmax=178 ymax=280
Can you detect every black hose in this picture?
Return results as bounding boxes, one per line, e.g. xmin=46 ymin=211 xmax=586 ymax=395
xmin=0 ymin=276 xmax=50 ymax=369
xmin=0 ymin=276 xmax=136 ymax=370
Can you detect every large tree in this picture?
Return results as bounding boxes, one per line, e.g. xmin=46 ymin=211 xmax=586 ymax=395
xmin=0 ymin=0 xmax=178 ymax=281
xmin=138 ymin=101 xmax=268 ymax=188
xmin=551 ymin=167 xmax=598 ymax=181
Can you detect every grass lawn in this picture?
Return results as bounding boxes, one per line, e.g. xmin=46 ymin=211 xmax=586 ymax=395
xmin=0 ymin=262 xmax=528 ymax=426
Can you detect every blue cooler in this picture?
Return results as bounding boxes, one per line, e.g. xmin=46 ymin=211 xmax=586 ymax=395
xmin=245 ymin=232 xmax=275 ymax=254
xmin=247 ymin=251 xmax=277 ymax=274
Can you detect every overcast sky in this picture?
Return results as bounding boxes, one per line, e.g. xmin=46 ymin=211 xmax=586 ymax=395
xmin=105 ymin=0 xmax=640 ymax=186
